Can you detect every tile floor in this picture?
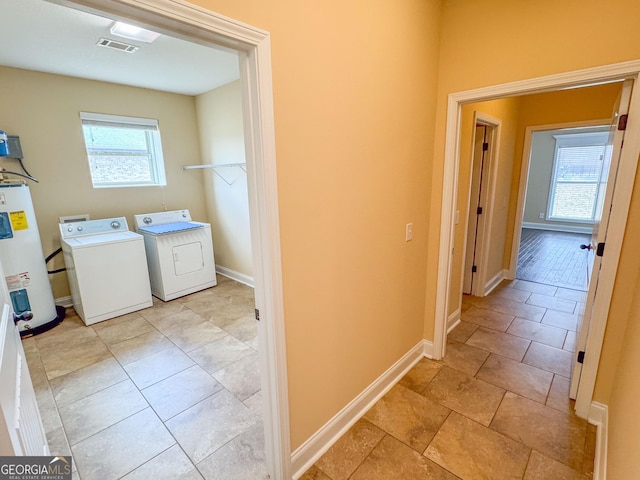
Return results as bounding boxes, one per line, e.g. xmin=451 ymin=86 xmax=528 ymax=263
xmin=21 ymin=275 xmax=268 ymax=480
xmin=301 ymin=279 xmax=596 ymax=480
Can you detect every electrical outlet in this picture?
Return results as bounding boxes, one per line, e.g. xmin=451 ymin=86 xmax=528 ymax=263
xmin=405 ymin=223 xmax=413 ymax=241
xmin=538 ymin=212 xmax=545 ymax=219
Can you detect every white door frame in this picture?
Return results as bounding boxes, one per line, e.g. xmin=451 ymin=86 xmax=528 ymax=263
xmin=434 ymin=60 xmax=640 ymax=419
xmin=461 ymin=112 xmax=501 ymax=297
xmin=508 ymin=119 xmax=611 ymax=279
xmin=52 ymin=0 xmax=290 ymax=477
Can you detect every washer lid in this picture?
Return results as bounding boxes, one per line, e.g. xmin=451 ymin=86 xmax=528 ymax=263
xmin=62 ymin=230 xmax=142 ymax=247
xmin=137 ymin=221 xmax=204 ymax=236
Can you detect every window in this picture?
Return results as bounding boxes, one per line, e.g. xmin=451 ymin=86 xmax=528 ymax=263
xmin=547 ymin=131 xmax=609 ymax=223
xmin=80 ymin=112 xmax=167 ymax=188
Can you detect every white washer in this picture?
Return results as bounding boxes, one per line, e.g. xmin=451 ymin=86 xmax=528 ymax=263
xmin=60 ymin=217 xmax=152 ymax=325
xmin=134 ymin=210 xmax=216 ymax=301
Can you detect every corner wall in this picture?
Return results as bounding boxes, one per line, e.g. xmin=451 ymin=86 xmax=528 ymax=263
xmin=196 ymin=80 xmax=253 ymax=280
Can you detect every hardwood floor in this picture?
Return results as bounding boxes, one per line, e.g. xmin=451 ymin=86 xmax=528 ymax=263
xmin=516 ymin=228 xmax=591 ymax=291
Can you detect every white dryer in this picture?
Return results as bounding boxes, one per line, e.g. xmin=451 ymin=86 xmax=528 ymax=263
xmin=134 ymin=210 xmax=216 ymax=301
xmin=60 ymin=217 xmax=152 ymax=325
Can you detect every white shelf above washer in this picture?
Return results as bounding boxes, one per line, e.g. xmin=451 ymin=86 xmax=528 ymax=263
xmin=181 ymin=163 xmax=246 ymax=186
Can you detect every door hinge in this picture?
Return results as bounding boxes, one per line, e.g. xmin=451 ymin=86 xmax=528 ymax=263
xmin=577 ymin=351 xmax=585 ymax=364
xmin=596 ymin=242 xmax=605 ymax=257
xmin=472 ymin=265 xmax=477 ymax=273
xmin=477 ymin=206 xmax=483 ymax=215
xmin=618 ymin=114 xmax=628 ymax=131
xmin=254 ymin=308 xmax=260 ymax=321
xmin=482 ymin=142 xmax=489 ymax=151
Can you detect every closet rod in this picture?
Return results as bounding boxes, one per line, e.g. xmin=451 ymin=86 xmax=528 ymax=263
xmin=182 ymin=163 xmax=246 ymax=170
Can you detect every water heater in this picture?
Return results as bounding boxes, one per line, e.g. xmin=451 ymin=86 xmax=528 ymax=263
xmin=0 ymin=184 xmax=60 ymax=334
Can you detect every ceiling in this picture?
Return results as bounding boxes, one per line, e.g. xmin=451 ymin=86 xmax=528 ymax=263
xmin=0 ymin=0 xmax=240 ymax=96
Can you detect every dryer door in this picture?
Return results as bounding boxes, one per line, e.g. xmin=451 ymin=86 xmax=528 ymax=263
xmin=173 ymin=242 xmax=204 ymax=275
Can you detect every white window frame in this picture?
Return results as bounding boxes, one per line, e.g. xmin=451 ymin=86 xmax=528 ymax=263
xmin=547 ymin=131 xmax=609 ymax=223
xmin=80 ymin=112 xmax=167 ymax=188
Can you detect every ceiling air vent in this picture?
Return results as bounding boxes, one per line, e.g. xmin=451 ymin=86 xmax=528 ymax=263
xmin=96 ymin=37 xmax=139 ymax=53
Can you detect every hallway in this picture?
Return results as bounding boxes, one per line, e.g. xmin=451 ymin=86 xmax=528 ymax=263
xmin=301 ymin=279 xmax=594 ymax=479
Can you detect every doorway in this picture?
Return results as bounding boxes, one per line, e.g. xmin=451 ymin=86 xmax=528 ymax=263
xmin=463 ymin=114 xmax=500 ymax=297
xmin=435 ymin=64 xmax=640 ymax=422
xmin=26 ymin=0 xmax=290 ymax=477
xmin=513 ymin=123 xmax=611 ymax=291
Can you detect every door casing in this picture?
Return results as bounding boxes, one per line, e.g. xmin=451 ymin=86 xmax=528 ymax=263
xmin=48 ymin=0 xmax=291 ymax=477
xmin=434 ymin=61 xmax=640 ymax=421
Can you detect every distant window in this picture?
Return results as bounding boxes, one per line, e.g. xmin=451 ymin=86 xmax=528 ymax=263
xmin=80 ymin=112 xmax=166 ymax=188
xmin=547 ymin=132 xmax=609 ymax=223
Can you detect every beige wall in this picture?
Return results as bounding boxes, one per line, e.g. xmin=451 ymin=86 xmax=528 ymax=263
xmin=196 ymin=80 xmax=253 ymax=279
xmin=191 ymin=0 xmax=443 ymax=449
xmin=606 ymin=229 xmax=640 ymax=479
xmin=434 ymin=1 xmax=640 ymax=476
xmin=0 ymin=66 xmax=206 ymax=298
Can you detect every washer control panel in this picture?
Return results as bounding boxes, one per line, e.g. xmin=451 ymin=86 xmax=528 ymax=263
xmin=60 ymin=216 xmax=129 ymax=239
xmin=133 ymin=210 xmax=191 ymax=229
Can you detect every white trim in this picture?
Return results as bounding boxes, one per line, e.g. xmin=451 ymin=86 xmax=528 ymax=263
xmin=575 ymin=80 xmax=640 ymax=417
xmin=290 ymin=340 xmax=427 ymax=479
xmin=79 ymin=111 xmax=159 ymax=127
xmin=588 ymin=402 xmax=608 ymax=480
xmin=447 ymin=309 xmax=461 ymax=334
xmin=423 ymin=339 xmax=434 ymax=358
xmin=484 ymin=269 xmax=506 ymax=296
xmin=436 ymin=60 xmax=640 ymax=414
xmin=521 ymin=221 xmax=593 ymax=234
xmin=54 ymin=296 xmax=74 ymax=308
xmin=215 ymin=265 xmax=255 ymax=287
xmin=51 ymin=1 xmax=290 ymax=478
xmin=433 ymin=92 xmax=462 ymax=361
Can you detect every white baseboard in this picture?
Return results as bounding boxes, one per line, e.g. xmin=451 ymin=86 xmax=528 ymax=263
xmin=522 ymin=221 xmax=593 ymax=235
xmin=215 ymin=265 xmax=254 ymax=287
xmin=588 ymin=401 xmax=608 ymax=480
xmin=54 ymin=296 xmax=73 ymax=308
xmin=290 ymin=339 xmax=430 ymax=479
xmin=484 ymin=269 xmax=507 ymax=295
xmin=447 ymin=309 xmax=461 ymax=334
xmin=423 ymin=339 xmax=434 ymax=359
